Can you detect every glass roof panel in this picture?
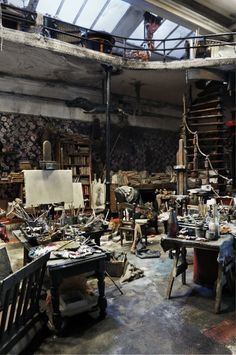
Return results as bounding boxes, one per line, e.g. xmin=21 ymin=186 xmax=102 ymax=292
xmin=168 ymin=47 xmax=185 ymax=58
xmin=128 ymin=21 xmax=144 ymax=47
xmin=93 ymin=0 xmax=130 ymax=33
xmin=166 ymin=26 xmax=192 ymax=49
xmin=8 ymin=0 xmax=30 ymax=7
xmin=57 ymin=0 xmax=84 ymax=23
xmin=152 ymin=20 xmax=177 ymax=41
xmin=36 ymin=0 xmax=62 ymax=16
xmin=75 ymin=0 xmax=107 ymax=28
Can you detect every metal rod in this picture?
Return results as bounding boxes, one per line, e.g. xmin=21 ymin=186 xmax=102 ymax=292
xmin=102 ymin=64 xmax=113 ymax=215
xmin=105 ymin=271 xmax=123 ymax=295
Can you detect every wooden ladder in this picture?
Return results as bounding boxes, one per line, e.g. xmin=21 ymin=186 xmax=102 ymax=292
xmin=186 ymin=81 xmax=228 ymax=191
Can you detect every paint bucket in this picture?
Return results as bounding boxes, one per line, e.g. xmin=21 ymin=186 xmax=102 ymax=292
xmin=193 ymin=248 xmax=218 ymax=288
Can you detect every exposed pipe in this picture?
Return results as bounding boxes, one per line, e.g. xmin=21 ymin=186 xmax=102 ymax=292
xmin=102 ymin=64 xmax=113 ymax=214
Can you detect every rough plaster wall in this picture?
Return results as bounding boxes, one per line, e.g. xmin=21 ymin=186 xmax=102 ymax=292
xmin=0 ymin=113 xmax=178 ymax=198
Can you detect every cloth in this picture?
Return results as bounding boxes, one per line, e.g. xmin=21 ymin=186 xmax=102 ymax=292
xmin=161 ymin=235 xmax=235 ymax=266
xmin=136 ymin=249 xmax=161 ymax=259
xmin=120 ymin=262 xmax=144 ymax=283
xmin=217 ymin=235 xmax=235 ymax=265
xmin=115 ymin=186 xmax=140 ymax=204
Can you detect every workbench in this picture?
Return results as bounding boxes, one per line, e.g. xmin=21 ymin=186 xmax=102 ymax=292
xmin=161 ymin=235 xmax=235 ymax=313
xmin=47 ymin=251 xmax=108 ymax=332
xmin=13 ymin=230 xmax=109 ymax=332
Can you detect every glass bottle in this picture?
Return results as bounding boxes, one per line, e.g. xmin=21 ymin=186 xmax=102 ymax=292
xmin=167 ymin=208 xmax=179 ymax=238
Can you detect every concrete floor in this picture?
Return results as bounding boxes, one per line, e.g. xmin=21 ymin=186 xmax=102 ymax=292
xmin=2 ymin=231 xmax=236 ymax=355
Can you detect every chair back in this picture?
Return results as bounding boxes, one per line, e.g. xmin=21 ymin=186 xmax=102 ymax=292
xmin=0 ymin=253 xmax=50 ymax=354
xmin=117 ymin=202 xmax=136 ymax=225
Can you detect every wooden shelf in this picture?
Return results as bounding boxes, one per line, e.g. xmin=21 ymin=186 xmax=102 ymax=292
xmin=57 ymin=134 xmax=92 ymax=208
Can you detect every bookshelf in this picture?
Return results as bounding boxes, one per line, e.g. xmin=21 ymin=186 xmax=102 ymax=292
xmin=58 ymin=134 xmax=92 ymax=208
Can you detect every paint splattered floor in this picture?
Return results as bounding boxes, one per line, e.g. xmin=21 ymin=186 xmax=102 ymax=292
xmin=2 ymin=232 xmax=236 ymax=354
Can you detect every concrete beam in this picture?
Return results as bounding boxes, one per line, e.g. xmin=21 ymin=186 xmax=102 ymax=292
xmin=0 ymin=93 xmax=179 ymax=131
xmin=145 ymin=0 xmax=230 ymax=34
xmin=187 ymin=68 xmax=227 ymax=82
xmin=27 ymin=0 xmax=40 ymax=12
xmin=2 ymin=28 xmax=236 ymax=72
xmin=123 ymin=0 xmax=230 ymax=34
xmin=0 ymin=75 xmax=103 ymax=102
xmin=171 ymin=0 xmax=233 ymax=28
xmin=0 ymin=75 xmax=181 ymax=120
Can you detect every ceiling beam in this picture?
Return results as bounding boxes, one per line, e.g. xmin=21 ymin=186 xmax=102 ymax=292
xmin=146 ymin=0 xmax=230 ymax=34
xmin=55 ymin=0 xmax=66 ymax=17
xmin=172 ymin=0 xmax=233 ymax=28
xmin=123 ymin=0 xmax=230 ymax=34
xmin=112 ymin=6 xmax=144 ymax=38
xmin=73 ymin=0 xmax=89 ymax=25
xmin=26 ymin=0 xmax=40 ymax=12
xmin=90 ymin=0 xmax=111 ymax=30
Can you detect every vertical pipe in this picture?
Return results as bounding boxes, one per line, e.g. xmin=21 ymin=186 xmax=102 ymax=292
xmin=163 ymin=40 xmax=166 ymax=62
xmin=231 ymin=72 xmax=236 ymax=188
xmin=103 ymin=64 xmax=113 ymax=214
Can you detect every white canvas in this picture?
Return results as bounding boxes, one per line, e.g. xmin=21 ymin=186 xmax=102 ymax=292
xmin=64 ymin=182 xmax=84 ymax=209
xmin=91 ymin=178 xmax=105 ymax=210
xmin=24 ymin=170 xmax=73 ymax=207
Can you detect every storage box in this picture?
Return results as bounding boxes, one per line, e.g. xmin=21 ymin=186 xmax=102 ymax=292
xmin=105 ymin=252 xmax=127 ymax=277
xmin=60 ymin=290 xmax=98 ymax=317
xmin=19 ymin=160 xmax=32 ymax=170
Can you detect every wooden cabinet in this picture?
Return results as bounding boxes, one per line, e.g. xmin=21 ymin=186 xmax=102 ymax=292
xmin=57 ymin=134 xmax=92 ymax=207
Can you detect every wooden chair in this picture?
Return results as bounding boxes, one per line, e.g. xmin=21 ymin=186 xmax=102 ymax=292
xmin=117 ymin=203 xmax=152 ymax=250
xmin=0 ymin=247 xmax=12 ymax=281
xmin=117 ymin=202 xmax=136 ymax=246
xmin=0 ymin=252 xmax=50 ymax=354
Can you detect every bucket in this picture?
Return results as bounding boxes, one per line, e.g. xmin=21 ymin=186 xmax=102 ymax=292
xmin=193 ymin=248 xmax=218 ymax=288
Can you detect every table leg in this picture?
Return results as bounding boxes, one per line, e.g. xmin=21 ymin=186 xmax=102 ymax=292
xmin=50 ymin=280 xmax=63 ymax=332
xmin=215 ymin=263 xmax=223 ymax=313
xmin=120 ymin=230 xmax=124 ymax=246
xmin=94 ymin=234 xmax=101 ymax=246
xmin=23 ymin=246 xmax=30 ymax=265
xmin=166 ymin=249 xmax=180 ymax=299
xmin=97 ymin=271 xmax=107 ymax=318
xmin=181 ymin=247 xmax=187 ymax=285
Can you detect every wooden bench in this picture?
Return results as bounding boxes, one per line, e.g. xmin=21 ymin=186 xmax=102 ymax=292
xmin=0 ymin=252 xmax=50 ymax=354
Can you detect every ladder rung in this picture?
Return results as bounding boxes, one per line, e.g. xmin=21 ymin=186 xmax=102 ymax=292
xmin=191 ymin=98 xmax=221 ymax=109
xmin=196 ymin=93 xmax=220 ymax=102
xmin=187 ymin=153 xmax=224 ymax=157
xmin=188 ymin=106 xmax=221 ymax=114
xmin=189 ymin=122 xmax=224 ymax=126
xmin=186 ymin=144 xmax=223 ymax=153
xmin=196 ymin=137 xmax=227 ymax=141
xmin=209 ymin=160 xmax=225 ymax=164
xmin=195 ymin=130 xmax=225 ymax=133
xmin=188 ymin=114 xmax=223 ymax=120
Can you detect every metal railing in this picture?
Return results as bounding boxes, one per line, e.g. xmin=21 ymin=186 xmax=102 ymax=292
xmin=1 ymin=4 xmax=235 ymax=62
xmin=41 ymin=16 xmax=236 ymax=62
